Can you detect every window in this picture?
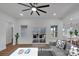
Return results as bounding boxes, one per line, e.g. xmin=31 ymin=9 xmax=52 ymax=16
xmin=51 ymin=25 xmax=58 ymax=37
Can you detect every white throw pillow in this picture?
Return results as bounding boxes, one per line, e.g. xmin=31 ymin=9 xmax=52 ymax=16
xmin=68 ymin=46 xmax=79 ymax=56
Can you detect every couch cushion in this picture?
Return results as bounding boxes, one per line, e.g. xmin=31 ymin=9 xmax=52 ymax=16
xmin=50 ymin=46 xmax=67 ymax=56
xmin=49 ymin=42 xmax=56 ymax=46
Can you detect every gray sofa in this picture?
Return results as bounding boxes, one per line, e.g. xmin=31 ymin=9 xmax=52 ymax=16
xmin=49 ymin=42 xmax=72 ymax=56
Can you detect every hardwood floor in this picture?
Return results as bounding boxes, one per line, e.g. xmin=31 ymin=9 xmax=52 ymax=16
xmin=0 ymin=43 xmax=48 ymax=56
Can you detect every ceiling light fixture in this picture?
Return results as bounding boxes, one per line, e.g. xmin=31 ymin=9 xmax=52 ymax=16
xmin=20 ymin=13 xmax=23 ymax=16
xmin=53 ymin=13 xmax=56 ymax=16
xmin=31 ymin=7 xmax=37 ymax=11
xmin=70 ymin=18 xmax=72 ymax=20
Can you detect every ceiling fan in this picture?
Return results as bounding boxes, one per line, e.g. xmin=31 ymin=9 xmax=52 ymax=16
xmin=18 ymin=3 xmax=50 ymax=16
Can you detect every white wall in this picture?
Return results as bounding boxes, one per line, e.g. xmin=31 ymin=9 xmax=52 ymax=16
xmin=0 ymin=12 xmax=15 ymax=51
xmin=14 ymin=19 xmax=63 ymax=44
xmin=0 ymin=21 xmax=7 ymax=51
xmin=6 ymin=23 xmax=13 ymax=44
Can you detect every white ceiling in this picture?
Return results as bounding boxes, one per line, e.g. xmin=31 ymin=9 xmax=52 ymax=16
xmin=0 ymin=3 xmax=78 ymax=19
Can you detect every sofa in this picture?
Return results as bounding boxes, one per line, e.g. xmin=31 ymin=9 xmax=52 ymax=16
xmin=39 ymin=40 xmax=79 ymax=56
xmin=49 ymin=41 xmax=72 ymax=56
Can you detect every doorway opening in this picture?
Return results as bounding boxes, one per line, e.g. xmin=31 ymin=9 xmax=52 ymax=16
xmin=32 ymin=27 xmax=46 ymax=43
xmin=6 ymin=26 xmax=13 ymax=47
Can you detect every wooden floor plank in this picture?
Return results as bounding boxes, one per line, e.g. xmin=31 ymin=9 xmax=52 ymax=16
xmin=0 ymin=44 xmax=48 ymax=56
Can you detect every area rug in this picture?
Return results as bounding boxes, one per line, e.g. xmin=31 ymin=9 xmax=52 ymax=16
xmin=6 ymin=48 xmax=56 ymax=56
xmin=7 ymin=48 xmax=38 ymax=56
xmin=38 ymin=48 xmax=56 ymax=56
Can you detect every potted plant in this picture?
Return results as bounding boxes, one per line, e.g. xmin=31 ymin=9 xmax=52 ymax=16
xmin=15 ymin=33 xmax=20 ymax=45
xmin=69 ymin=31 xmax=73 ymax=37
xmin=69 ymin=31 xmax=73 ymax=45
xmin=74 ymin=29 xmax=78 ymax=36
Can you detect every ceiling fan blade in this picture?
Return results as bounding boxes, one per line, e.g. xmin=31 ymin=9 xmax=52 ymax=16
xmin=30 ymin=11 xmax=33 ymax=15
xmin=22 ymin=9 xmax=31 ymax=11
xmin=36 ymin=11 xmax=40 ymax=16
xmin=33 ymin=3 xmax=38 ymax=5
xmin=37 ymin=9 xmax=47 ymax=13
xmin=18 ymin=3 xmax=31 ymax=7
xmin=36 ymin=5 xmax=49 ymax=8
xmin=29 ymin=3 xmax=34 ymax=7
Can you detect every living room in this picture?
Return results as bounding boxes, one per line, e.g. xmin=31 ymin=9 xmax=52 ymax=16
xmin=0 ymin=3 xmax=79 ymax=56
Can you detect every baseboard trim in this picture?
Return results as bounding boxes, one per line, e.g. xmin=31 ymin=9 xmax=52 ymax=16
xmin=6 ymin=42 xmax=12 ymax=46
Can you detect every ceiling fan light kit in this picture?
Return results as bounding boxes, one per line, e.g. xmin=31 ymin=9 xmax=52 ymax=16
xmin=31 ymin=7 xmax=37 ymax=11
xmin=18 ymin=3 xmax=50 ymax=16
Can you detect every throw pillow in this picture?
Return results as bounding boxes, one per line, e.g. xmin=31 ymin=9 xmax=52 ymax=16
xmin=56 ymin=40 xmax=65 ymax=49
xmin=68 ymin=46 xmax=78 ymax=56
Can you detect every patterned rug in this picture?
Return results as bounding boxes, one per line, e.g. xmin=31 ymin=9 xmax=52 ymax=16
xmin=6 ymin=48 xmax=56 ymax=56
xmin=38 ymin=48 xmax=56 ymax=56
